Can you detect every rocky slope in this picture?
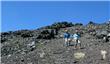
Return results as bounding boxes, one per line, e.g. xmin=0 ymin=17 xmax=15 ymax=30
xmin=1 ymin=22 xmax=110 ymax=64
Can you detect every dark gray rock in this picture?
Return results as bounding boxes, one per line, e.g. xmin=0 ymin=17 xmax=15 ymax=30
xmin=1 ymin=22 xmax=110 ymax=64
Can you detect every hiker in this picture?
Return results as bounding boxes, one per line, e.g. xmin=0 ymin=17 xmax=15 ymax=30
xmin=73 ymin=30 xmax=81 ymax=49
xmin=63 ymin=29 xmax=70 ymax=46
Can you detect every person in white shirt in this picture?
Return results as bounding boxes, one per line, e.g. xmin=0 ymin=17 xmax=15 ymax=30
xmin=73 ymin=32 xmax=81 ymax=49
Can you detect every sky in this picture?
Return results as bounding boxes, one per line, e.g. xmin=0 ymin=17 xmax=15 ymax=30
xmin=1 ymin=1 xmax=110 ymax=32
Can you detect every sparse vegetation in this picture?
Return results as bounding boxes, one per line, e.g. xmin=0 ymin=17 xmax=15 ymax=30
xmin=45 ymin=21 xmax=74 ymax=29
xmin=1 ymin=21 xmax=110 ymax=64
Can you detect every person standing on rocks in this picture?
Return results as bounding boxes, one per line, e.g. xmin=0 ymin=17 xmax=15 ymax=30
xmin=73 ymin=30 xmax=81 ymax=49
xmin=63 ymin=29 xmax=70 ymax=47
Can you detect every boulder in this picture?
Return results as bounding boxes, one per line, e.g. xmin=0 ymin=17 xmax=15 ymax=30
xmin=95 ymin=30 xmax=108 ymax=39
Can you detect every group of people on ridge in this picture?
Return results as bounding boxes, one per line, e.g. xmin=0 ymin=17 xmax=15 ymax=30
xmin=63 ymin=29 xmax=81 ymax=49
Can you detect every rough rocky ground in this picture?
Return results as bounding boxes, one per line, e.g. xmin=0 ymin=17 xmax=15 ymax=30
xmin=1 ymin=25 xmax=110 ymax=64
